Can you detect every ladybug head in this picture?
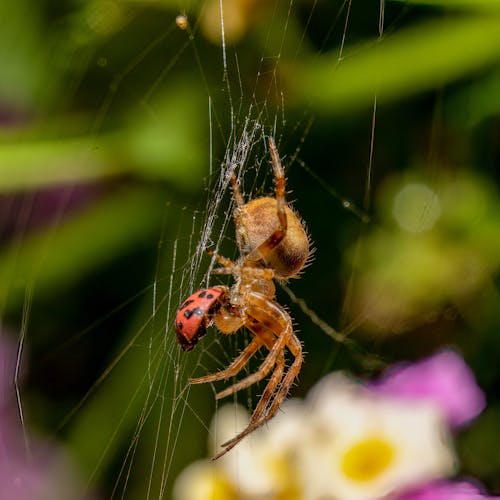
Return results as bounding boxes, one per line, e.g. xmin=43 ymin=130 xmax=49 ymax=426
xmin=175 ymin=321 xmax=207 ymax=351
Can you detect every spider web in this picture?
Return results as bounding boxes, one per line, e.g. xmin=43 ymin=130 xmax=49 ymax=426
xmin=2 ymin=1 xmax=391 ymax=498
xmin=99 ymin=3 xmax=382 ymax=495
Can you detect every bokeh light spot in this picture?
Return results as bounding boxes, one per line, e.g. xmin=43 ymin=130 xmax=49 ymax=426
xmin=393 ymin=183 xmax=441 ymax=233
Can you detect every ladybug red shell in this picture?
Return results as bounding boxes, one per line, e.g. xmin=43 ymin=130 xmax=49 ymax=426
xmin=175 ymin=286 xmax=227 ymax=351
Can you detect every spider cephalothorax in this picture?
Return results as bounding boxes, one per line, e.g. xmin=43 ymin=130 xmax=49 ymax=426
xmin=175 ymin=137 xmax=311 ymax=458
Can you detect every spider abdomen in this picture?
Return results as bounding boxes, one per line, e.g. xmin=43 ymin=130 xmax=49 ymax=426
xmin=234 ymin=197 xmax=310 ymax=279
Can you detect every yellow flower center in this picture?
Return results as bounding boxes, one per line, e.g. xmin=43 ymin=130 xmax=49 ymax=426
xmin=341 ymin=436 xmax=396 ymax=482
xmin=195 ymin=469 xmax=238 ymax=500
xmin=266 ymin=452 xmax=302 ymax=500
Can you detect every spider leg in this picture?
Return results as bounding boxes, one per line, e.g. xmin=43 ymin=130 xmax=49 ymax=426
xmin=268 ymin=136 xmax=286 ymax=219
xmin=211 ymin=253 xmax=234 ymax=268
xmin=216 ymin=333 xmax=302 ymax=457
xmin=231 ymin=174 xmax=245 ymax=207
xmin=190 ymin=319 xmax=277 ymax=385
xmin=244 ymin=137 xmax=288 ymax=263
xmin=232 ymin=330 xmax=284 ymax=423
xmin=215 ymin=296 xmax=302 ymax=455
xmin=212 ymin=267 xmax=274 ymax=281
xmin=249 ymin=350 xmax=285 ymax=425
xmin=214 ymin=294 xmax=293 ymax=400
xmin=252 ymin=333 xmax=302 ymax=427
xmin=212 ymin=352 xmax=286 ymax=461
xmin=215 ymin=317 xmax=292 ymax=400
xmin=190 ymin=336 xmax=262 ymax=384
xmin=209 ymin=253 xmax=273 ymax=279
xmin=207 ymin=252 xmax=240 ymax=276
xmin=211 ymin=268 xmax=234 ymax=275
xmin=209 ymin=247 xmax=275 ymax=279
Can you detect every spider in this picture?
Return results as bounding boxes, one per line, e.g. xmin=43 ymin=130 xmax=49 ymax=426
xmin=175 ymin=137 xmax=311 ymax=459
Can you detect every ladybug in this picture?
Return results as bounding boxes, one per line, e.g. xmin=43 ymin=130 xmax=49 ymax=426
xmin=175 ymin=286 xmax=227 ymax=351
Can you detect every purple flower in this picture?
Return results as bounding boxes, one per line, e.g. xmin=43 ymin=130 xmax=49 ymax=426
xmin=0 ymin=332 xmax=88 ymax=499
xmin=394 ymin=480 xmax=497 ymax=500
xmin=369 ymin=350 xmax=485 ymax=428
xmin=0 ymin=444 xmax=78 ymax=500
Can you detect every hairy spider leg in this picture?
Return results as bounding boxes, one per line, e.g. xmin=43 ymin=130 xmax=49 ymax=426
xmin=210 ymin=252 xmax=234 ymax=269
xmin=250 ymin=354 xmax=285 ymax=423
xmin=245 ymin=322 xmax=286 ymax=425
xmin=213 ymin=312 xmax=302 ymax=458
xmin=219 ymin=332 xmax=302 ymax=454
xmin=188 ymin=267 xmax=279 ymax=385
xmin=189 ymin=336 xmax=261 ymax=385
xmin=190 ymin=327 xmax=280 ymax=384
xmin=244 ymin=136 xmax=288 ymax=264
xmin=209 ymin=252 xmax=276 ymax=281
xmin=215 ymin=293 xmax=294 ymax=399
xmin=190 ymin=321 xmax=285 ymax=431
xmin=268 ymin=136 xmax=286 ymax=220
xmin=231 ymin=174 xmax=245 ymax=207
xmin=228 ymin=137 xmax=288 ymax=264
xmin=259 ymin=332 xmax=302 ymax=419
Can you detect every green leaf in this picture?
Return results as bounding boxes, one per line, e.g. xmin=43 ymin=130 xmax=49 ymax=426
xmin=390 ymin=0 xmax=500 ymax=11
xmin=0 ymin=2 xmax=51 ymax=108
xmin=292 ymin=15 xmax=500 ymax=114
xmin=123 ymin=83 xmax=207 ymax=188
xmin=0 ymin=135 xmax=123 ymax=192
xmin=0 ymin=187 xmax=165 ymax=310
xmin=0 ymin=83 xmax=207 ymax=193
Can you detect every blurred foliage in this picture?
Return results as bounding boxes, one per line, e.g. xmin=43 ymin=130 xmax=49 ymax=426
xmin=345 ymin=171 xmax=500 ymax=335
xmin=293 ymin=15 xmax=500 ymax=114
xmin=1 ymin=0 xmax=500 ymax=497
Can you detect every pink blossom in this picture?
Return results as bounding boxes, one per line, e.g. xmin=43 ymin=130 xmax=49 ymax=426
xmin=394 ymin=480 xmax=497 ymax=500
xmin=0 ymin=333 xmax=87 ymax=499
xmin=370 ymin=350 xmax=485 ymax=428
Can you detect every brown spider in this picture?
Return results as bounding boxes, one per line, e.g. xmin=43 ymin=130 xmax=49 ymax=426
xmin=175 ymin=137 xmax=311 ymax=459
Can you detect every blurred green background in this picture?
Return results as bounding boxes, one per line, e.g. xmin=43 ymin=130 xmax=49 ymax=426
xmin=1 ymin=0 xmax=500 ymax=497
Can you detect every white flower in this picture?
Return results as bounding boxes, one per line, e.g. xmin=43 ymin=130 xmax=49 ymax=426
xmin=172 ymin=460 xmax=237 ymax=500
xmin=209 ymin=402 xmax=306 ymax=499
xmin=173 ymin=373 xmax=457 ymax=500
xmin=301 ymin=373 xmax=456 ymax=499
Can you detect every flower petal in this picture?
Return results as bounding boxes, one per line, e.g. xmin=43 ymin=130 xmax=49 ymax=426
xmin=395 ymin=479 xmax=496 ymax=500
xmin=370 ymin=350 xmax=486 ymax=428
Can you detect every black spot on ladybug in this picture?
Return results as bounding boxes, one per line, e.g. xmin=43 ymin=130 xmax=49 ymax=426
xmin=177 ymin=321 xmax=183 ymax=330
xmin=206 ymin=293 xmax=214 ymax=299
xmin=198 ymin=291 xmax=207 ymax=298
xmin=180 ymin=299 xmax=194 ymax=310
xmin=184 ymin=307 xmax=204 ymax=319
